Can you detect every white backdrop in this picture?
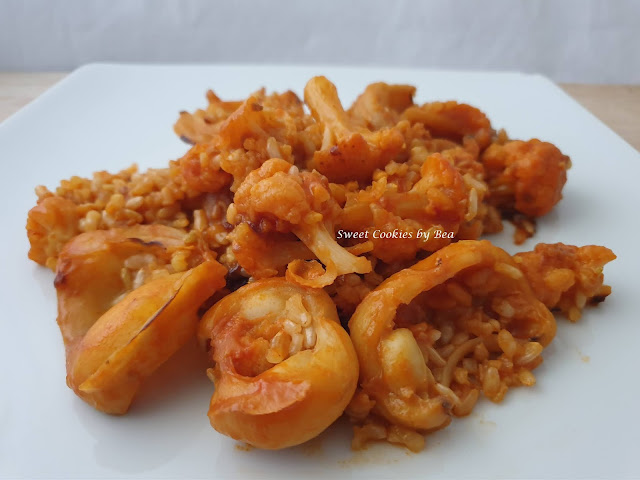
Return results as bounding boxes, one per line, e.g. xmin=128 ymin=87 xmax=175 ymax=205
xmin=1 ymin=0 xmax=639 ymax=83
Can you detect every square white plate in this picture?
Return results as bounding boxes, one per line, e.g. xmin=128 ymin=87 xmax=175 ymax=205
xmin=1 ymin=64 xmax=639 ymax=479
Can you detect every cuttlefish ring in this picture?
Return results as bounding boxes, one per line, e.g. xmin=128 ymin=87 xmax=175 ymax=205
xmin=198 ymin=277 xmax=359 ymax=449
xmin=349 ymin=240 xmax=556 ymax=431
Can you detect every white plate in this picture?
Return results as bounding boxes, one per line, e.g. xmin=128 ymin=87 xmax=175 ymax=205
xmin=1 ymin=64 xmax=639 ymax=479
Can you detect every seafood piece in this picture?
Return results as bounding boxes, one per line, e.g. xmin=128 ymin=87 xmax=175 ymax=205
xmin=174 ymin=89 xmax=243 ymax=144
xmin=55 ymin=225 xmax=227 ymax=414
xmin=348 ymin=240 xmax=557 ymax=448
xmin=402 ymin=101 xmax=494 ymax=149
xmin=55 ymin=225 xmax=188 ymax=352
xmin=348 ymin=82 xmax=416 ymax=130
xmin=198 ymin=278 xmax=359 ymax=449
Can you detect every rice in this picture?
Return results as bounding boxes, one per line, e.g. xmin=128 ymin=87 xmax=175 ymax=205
xmin=28 ymin=164 xmax=234 ymax=270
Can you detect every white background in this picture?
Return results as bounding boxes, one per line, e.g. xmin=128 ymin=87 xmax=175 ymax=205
xmin=1 ymin=0 xmax=639 ymax=83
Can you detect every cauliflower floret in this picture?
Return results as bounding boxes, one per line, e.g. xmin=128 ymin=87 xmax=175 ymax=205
xmin=341 ymin=153 xmax=469 ymax=263
xmin=482 ymin=139 xmax=570 ymax=217
xmin=230 ymin=158 xmax=371 ymax=285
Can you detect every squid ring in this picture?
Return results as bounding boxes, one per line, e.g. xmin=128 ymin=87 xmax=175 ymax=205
xmin=198 ymin=277 xmax=359 ymax=449
xmin=56 ymin=225 xmax=227 ymax=414
xmin=348 ymin=240 xmax=556 ymax=431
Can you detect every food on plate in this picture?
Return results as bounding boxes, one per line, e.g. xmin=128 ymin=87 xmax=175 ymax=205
xmin=55 ymin=225 xmax=227 ymax=413
xmin=304 ymin=76 xmax=405 ymax=183
xmin=340 ymin=150 xmax=471 ymax=263
xmin=346 ymin=240 xmax=614 ymax=451
xmin=482 ymin=139 xmax=570 ymax=217
xmin=482 ymin=139 xmax=570 ymax=243
xmin=401 ymin=100 xmax=493 ymax=149
xmin=174 ymin=88 xmax=319 ymax=192
xmin=514 ymin=243 xmax=616 ymax=321
xmin=198 ymin=278 xmax=358 ymax=449
xmin=27 ymin=167 xmax=195 ymax=271
xmin=229 ymin=157 xmax=371 ymax=287
xmin=26 ymin=76 xmax=614 ymax=451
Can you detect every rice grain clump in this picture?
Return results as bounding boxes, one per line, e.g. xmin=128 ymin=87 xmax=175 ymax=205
xmin=26 ymin=76 xmax=615 ymax=452
xmin=27 ymin=165 xmax=232 ymax=270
